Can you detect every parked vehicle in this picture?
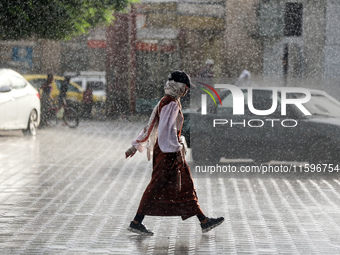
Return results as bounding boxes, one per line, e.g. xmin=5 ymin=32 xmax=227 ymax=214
xmin=183 ymin=87 xmax=340 ymax=165
xmin=24 ymin=74 xmax=101 ymax=111
xmin=69 ymin=71 xmax=106 ymax=103
xmin=0 ymin=69 xmax=40 ymax=135
xmin=69 ymin=72 xmax=106 ymax=118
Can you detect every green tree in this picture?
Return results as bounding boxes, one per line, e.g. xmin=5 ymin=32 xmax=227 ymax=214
xmin=0 ymin=0 xmax=132 ymax=40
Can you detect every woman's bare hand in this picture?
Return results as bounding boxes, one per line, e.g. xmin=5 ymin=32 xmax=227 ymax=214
xmin=125 ymin=146 xmax=137 ymax=158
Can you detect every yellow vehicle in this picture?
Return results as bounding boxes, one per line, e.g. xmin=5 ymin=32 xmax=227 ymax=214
xmin=24 ymin=74 xmax=103 ymax=115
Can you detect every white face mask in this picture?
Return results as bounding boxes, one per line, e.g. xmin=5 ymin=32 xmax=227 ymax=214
xmin=164 ymin=80 xmax=187 ymax=98
xmin=182 ymin=86 xmax=189 ymax=97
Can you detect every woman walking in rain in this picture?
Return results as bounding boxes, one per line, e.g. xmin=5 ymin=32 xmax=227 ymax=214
xmin=125 ymin=71 xmax=224 ymax=235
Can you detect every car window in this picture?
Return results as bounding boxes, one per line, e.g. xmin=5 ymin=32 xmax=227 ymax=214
xmin=249 ymin=90 xmax=280 ymax=115
xmin=68 ymin=84 xmax=81 ymax=93
xmin=217 ymin=90 xmax=249 ymax=115
xmin=54 ymin=80 xmax=62 ymax=90
xmin=0 ymin=76 xmax=11 ymax=88
xmin=217 ymin=90 xmax=281 ymax=116
xmin=301 ymin=94 xmax=340 ymax=117
xmin=8 ymin=75 xmax=27 ymax=89
xmin=217 ymin=92 xmax=235 ymax=115
xmin=55 ymin=80 xmax=81 ymax=93
xmin=28 ymin=79 xmax=46 ymax=90
xmin=73 ymin=81 xmax=82 ymax=87
xmin=87 ymin=81 xmax=105 ymax=91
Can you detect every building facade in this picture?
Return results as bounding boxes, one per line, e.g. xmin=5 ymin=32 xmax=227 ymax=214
xmin=1 ymin=0 xmax=340 ymax=113
xmin=257 ymin=0 xmax=340 ymax=93
xmin=107 ymin=0 xmax=264 ymax=113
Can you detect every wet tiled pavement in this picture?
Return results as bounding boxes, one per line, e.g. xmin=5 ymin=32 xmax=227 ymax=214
xmin=0 ymin=120 xmax=340 ymax=254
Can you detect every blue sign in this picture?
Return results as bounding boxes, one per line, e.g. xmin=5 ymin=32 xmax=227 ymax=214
xmin=12 ymin=47 xmax=33 ymax=68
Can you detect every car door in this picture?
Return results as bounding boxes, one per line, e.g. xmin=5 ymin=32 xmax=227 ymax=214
xmin=197 ymin=89 xmax=265 ymax=160
xmin=55 ymin=79 xmax=83 ymax=103
xmin=67 ymin=82 xmax=83 ymax=102
xmin=245 ymin=89 xmax=283 ymax=161
xmin=208 ymin=89 xmax=287 ymax=162
xmin=220 ymin=89 xmax=269 ymax=160
xmin=0 ymin=76 xmax=16 ymax=128
xmin=214 ymin=90 xmax=253 ymax=158
xmin=261 ymin=92 xmax=305 ymax=162
xmin=8 ymin=75 xmax=31 ymax=127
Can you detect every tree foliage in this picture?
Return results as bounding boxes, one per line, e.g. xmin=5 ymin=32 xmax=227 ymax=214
xmin=0 ymin=0 xmax=131 ymax=40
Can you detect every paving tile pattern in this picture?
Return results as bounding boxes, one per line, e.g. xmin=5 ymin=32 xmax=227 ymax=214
xmin=0 ymin=120 xmax=340 ymax=254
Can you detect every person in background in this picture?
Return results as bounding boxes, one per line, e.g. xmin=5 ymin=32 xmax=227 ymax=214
xmin=125 ymin=70 xmax=224 ymax=235
xmin=197 ymin=59 xmax=215 ymax=78
xmin=83 ymin=83 xmax=93 ymax=118
xmin=40 ymin=73 xmax=54 ymax=125
xmin=234 ymin=70 xmax=253 ymax=87
xmin=58 ymin=76 xmax=70 ymax=107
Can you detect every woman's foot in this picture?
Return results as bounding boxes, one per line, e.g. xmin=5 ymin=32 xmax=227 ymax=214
xmin=127 ymin=221 xmax=154 ymax=236
xmin=201 ymin=217 xmax=224 ymax=233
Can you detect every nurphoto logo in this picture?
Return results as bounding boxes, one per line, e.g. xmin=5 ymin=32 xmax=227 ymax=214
xmin=199 ymin=84 xmax=312 ymax=128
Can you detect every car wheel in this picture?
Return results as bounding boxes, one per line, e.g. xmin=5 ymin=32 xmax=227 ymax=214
xmin=63 ymin=107 xmax=79 ymax=128
xmin=46 ymin=114 xmax=58 ymax=126
xmin=22 ymin=110 xmax=39 ymax=136
xmin=191 ymin=134 xmax=220 ymax=164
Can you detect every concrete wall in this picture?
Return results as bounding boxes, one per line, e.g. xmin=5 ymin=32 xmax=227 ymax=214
xmin=1 ymin=0 xmax=339 ymax=102
xmin=106 ymin=14 xmax=131 ymax=115
xmin=0 ymin=29 xmax=106 ymax=76
xmin=260 ymin=0 xmax=331 ymax=86
xmin=0 ymin=40 xmax=61 ymax=75
xmin=324 ymin=0 xmax=340 ymax=78
xmin=224 ymin=0 xmax=263 ymax=78
xmin=303 ymin=0 xmax=326 ymax=79
xmin=137 ymin=0 xmax=227 ymax=78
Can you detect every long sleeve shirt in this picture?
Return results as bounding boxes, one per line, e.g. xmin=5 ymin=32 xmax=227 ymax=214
xmin=132 ymin=101 xmax=183 ymax=153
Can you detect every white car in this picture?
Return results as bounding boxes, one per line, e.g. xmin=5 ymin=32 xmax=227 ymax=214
xmin=0 ymin=69 xmax=40 ymax=135
xmin=70 ymin=71 xmax=106 ymax=101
